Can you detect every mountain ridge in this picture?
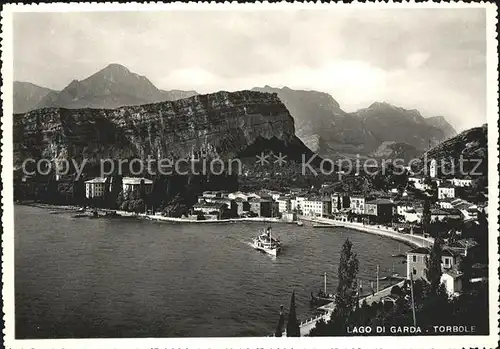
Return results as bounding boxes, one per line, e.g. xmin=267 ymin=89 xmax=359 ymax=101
xmin=19 ymin=63 xmax=198 ymax=111
xmin=14 ymin=65 xmax=458 ymax=160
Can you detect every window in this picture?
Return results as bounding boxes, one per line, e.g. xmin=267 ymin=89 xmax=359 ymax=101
xmin=413 ymin=268 xmax=417 ymax=275
xmin=412 ymin=255 xmax=417 ymax=263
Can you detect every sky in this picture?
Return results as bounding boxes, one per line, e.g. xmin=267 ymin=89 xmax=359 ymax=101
xmin=13 ymin=8 xmax=487 ymax=131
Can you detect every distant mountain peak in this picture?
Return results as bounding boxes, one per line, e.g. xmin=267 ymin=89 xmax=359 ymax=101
xmin=13 ymin=81 xmax=57 ymax=114
xmin=369 ymin=101 xmax=394 ymax=109
xmin=18 ymin=64 xmax=199 ymax=111
xmin=425 ymin=115 xmax=457 ymax=139
xmin=105 ymin=63 xmax=130 ymax=71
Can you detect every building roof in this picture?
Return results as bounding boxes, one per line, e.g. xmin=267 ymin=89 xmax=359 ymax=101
xmin=394 ymin=199 xmax=414 ymax=206
xmin=248 ymin=197 xmax=271 ymax=203
xmin=439 ymin=182 xmax=455 ymax=189
xmin=122 ymin=177 xmax=153 ymax=185
xmin=210 ymin=197 xmax=233 ymax=203
xmin=442 ymin=270 xmax=463 ymax=279
xmin=366 ymin=198 xmax=393 ymax=205
xmin=193 ymin=202 xmax=225 ymax=209
xmin=305 ymin=196 xmax=330 ymax=202
xmin=85 ymin=177 xmax=107 ymax=184
xmin=408 ymin=247 xmax=431 ymax=255
xmin=439 ymin=197 xmax=455 ymax=203
xmin=448 ymin=238 xmax=479 ymax=248
xmin=430 ymin=208 xmax=461 ymax=216
xmin=442 ymin=248 xmax=461 ymax=257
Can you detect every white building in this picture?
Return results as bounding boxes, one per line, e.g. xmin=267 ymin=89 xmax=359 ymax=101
xmin=228 ymin=191 xmax=251 ymax=201
xmin=349 ymin=195 xmax=365 ymax=214
xmin=122 ymin=177 xmax=153 ymax=197
xmin=429 ymin=159 xmax=437 ymax=178
xmin=408 ymin=176 xmax=426 ymax=190
xmin=407 ymin=247 xmax=460 ymax=281
xmin=440 ymin=271 xmax=463 ymax=296
xmin=401 ymin=208 xmax=423 ymax=223
xmin=85 ymin=177 xmax=107 ymax=199
xmin=438 ymin=183 xmax=456 ymax=200
xmin=268 ymin=191 xmax=282 ymax=201
xmin=290 ymin=196 xmax=306 ymax=212
xmin=302 ymin=197 xmax=332 ymax=217
xmin=276 ymin=196 xmax=291 ymax=213
xmin=438 ymin=198 xmax=454 ymax=209
xmin=394 ymin=200 xmax=415 ymax=216
xmin=449 ymin=178 xmax=473 ymax=187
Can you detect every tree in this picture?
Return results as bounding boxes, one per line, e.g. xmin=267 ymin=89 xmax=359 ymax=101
xmin=422 ymin=199 xmax=431 ymax=235
xmin=425 ymin=238 xmax=443 ymax=294
xmin=337 ymin=194 xmax=342 ymax=211
xmin=459 ymin=253 xmax=473 ymax=294
xmin=286 ymin=291 xmax=300 ymax=337
xmin=342 ymin=195 xmax=350 ymax=209
xmin=335 ymin=239 xmax=359 ymax=321
xmin=274 ymin=305 xmax=285 ymax=337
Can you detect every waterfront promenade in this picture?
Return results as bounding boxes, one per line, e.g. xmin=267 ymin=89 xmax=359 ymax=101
xmin=300 ymin=216 xmax=434 ymax=248
xmin=282 ymin=280 xmax=406 ymax=337
xmin=137 ymin=213 xmax=284 ymax=224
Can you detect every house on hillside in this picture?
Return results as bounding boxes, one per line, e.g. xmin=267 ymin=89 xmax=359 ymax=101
xmin=438 ymin=182 xmax=456 ymax=199
xmin=449 ymin=178 xmax=473 ymax=187
xmin=440 ymin=270 xmax=463 ymax=296
xmin=430 ymin=208 xmax=462 ymax=222
xmin=406 ymin=247 xmax=461 ymax=281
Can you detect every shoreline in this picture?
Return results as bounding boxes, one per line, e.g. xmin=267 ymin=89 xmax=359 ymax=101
xmin=138 ymin=214 xmax=288 ymax=224
xmin=17 ymin=203 xmax=433 ymax=247
xmin=16 ymin=202 xmax=295 ymax=225
xmin=299 ymin=216 xmax=434 ymax=248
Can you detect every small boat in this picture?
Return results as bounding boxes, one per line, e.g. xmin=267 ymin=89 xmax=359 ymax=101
xmin=310 ymin=290 xmax=335 ymax=307
xmin=252 ymin=227 xmax=282 ymax=256
xmin=310 ymin=272 xmax=335 ymax=307
xmin=296 ymin=220 xmax=304 ymax=226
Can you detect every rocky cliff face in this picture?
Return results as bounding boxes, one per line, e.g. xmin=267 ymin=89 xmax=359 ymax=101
xmin=417 ymin=124 xmax=488 ymax=179
xmin=252 ymin=87 xmax=453 ymax=159
xmin=14 ymin=90 xmax=314 ymax=174
xmin=252 ymin=86 xmax=373 ymax=158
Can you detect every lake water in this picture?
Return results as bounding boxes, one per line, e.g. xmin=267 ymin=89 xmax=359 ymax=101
xmin=15 ymin=205 xmax=409 ymax=338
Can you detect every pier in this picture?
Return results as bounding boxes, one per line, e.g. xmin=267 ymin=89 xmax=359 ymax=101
xmin=281 ymin=280 xmax=406 ymax=337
